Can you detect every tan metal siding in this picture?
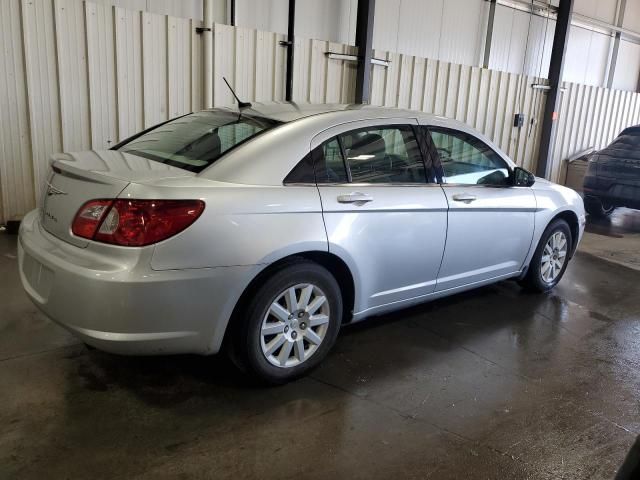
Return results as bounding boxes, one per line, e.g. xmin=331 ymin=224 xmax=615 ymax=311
xmin=0 ymin=0 xmax=35 ymax=222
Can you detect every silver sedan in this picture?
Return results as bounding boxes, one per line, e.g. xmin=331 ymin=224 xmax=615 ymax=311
xmin=18 ymin=103 xmax=586 ymax=383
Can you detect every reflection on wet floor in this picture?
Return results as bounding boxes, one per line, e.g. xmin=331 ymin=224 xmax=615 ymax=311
xmin=580 ymin=208 xmax=640 ymax=271
xmin=585 ymin=207 xmax=640 ymax=237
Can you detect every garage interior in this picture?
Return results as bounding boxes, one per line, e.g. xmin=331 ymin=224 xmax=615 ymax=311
xmin=2 ymin=0 xmax=640 ymax=478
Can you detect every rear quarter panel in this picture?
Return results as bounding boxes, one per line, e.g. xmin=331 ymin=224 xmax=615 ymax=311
xmin=117 ymin=179 xmax=329 ymax=270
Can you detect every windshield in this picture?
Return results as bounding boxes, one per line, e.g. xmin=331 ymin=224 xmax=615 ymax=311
xmin=118 ymin=110 xmax=281 ymax=173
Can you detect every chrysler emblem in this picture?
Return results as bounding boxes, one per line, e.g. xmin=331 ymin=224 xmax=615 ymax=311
xmin=46 ymin=183 xmax=67 ymax=196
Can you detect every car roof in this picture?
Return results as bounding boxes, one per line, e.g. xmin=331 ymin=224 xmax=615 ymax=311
xmin=206 ymin=101 xmax=459 ymax=126
xmin=201 ymin=102 xmax=515 ymax=186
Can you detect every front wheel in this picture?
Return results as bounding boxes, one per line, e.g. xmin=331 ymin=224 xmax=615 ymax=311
xmin=232 ymin=260 xmax=342 ymax=384
xmin=520 ymin=219 xmax=572 ymax=292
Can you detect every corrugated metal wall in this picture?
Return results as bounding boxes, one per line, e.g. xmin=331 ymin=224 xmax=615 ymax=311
xmin=368 ymin=51 xmax=548 ymax=172
xmin=551 ymin=82 xmax=640 ymax=182
xmin=0 ymin=0 xmax=203 ymax=224
xmin=2 ymin=1 xmax=640 ymax=224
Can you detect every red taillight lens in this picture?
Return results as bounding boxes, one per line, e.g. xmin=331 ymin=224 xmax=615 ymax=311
xmin=72 ymin=199 xmax=204 ymax=246
xmin=71 ymin=200 xmax=114 ymax=239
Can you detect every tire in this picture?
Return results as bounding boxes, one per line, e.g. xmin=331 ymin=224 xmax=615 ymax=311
xmin=584 ymin=195 xmax=615 ymax=217
xmin=520 ymin=219 xmax=572 ymax=293
xmin=231 ymin=260 xmax=342 ymax=385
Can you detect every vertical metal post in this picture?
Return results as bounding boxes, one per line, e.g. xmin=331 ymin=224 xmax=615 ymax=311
xmin=285 ymin=0 xmax=295 ymax=102
xmin=483 ymin=0 xmax=497 ymax=69
xmin=230 ymin=0 xmax=236 ymax=26
xmin=536 ymin=0 xmax=574 ymax=179
xmin=606 ymin=0 xmax=626 ymax=88
xmin=355 ymin=0 xmax=375 ymax=104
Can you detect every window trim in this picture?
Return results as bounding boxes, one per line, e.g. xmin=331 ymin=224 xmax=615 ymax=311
xmin=425 ymin=126 xmax=514 ymax=188
xmin=336 ymin=136 xmax=353 ymax=183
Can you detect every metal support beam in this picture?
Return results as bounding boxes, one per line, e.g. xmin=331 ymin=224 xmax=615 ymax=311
xmin=483 ymin=0 xmax=497 ymax=69
xmin=536 ymin=0 xmax=574 ymax=179
xmin=284 ymin=0 xmax=295 ymax=102
xmin=355 ymin=0 xmax=375 ymax=104
xmin=229 ymin=0 xmax=236 ymax=26
xmin=606 ymin=0 xmax=627 ymax=88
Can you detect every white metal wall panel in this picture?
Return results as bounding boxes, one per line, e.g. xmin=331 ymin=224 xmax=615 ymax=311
xmin=374 ymin=0 xmax=484 ymax=68
xmin=146 ymin=0 xmax=203 ymax=20
xmin=142 ymin=11 xmax=169 ymax=128
xmin=87 ymin=0 xmax=202 ymax=19
xmin=212 ymin=23 xmax=237 ymax=107
xmin=54 ymin=0 xmax=91 ymax=152
xmin=295 ymin=0 xmax=356 ymax=45
xmin=21 ymin=0 xmax=63 ymax=207
xmin=0 ymin=0 xmax=35 ymax=223
xmin=114 ymin=7 xmax=144 ymax=137
xmin=623 ymin=0 xmax=640 ymax=31
xmin=168 ymin=16 xmax=192 ymax=117
xmin=573 ymin=0 xmax=617 ymax=23
xmin=372 ymin=0 xmax=402 ymax=56
xmin=551 ymin=82 xmax=640 ymax=183
xmin=490 ymin=5 xmax=555 ymax=78
xmin=85 ymin=2 xmax=118 ymax=149
xmin=0 ymin=1 xmax=202 ymax=223
xmin=235 ymin=0 xmax=288 ymax=35
xmin=612 ymin=40 xmax=640 ymax=92
xmin=563 ymin=26 xmax=612 ymax=87
xmin=3 ymin=1 xmax=640 ymax=225
xmin=369 ymin=49 xmax=548 ymax=172
xmin=439 ymin=0 xmax=485 ymax=67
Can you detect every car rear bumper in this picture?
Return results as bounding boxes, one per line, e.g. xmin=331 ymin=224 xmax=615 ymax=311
xmin=18 ymin=210 xmax=255 ymax=355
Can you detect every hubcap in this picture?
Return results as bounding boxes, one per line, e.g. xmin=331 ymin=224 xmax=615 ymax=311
xmin=541 ymin=231 xmax=568 ymax=283
xmin=260 ymin=283 xmax=330 ymax=368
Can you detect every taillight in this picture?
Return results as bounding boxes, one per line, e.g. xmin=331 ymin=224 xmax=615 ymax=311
xmin=72 ymin=199 xmax=204 ymax=246
xmin=71 ymin=200 xmax=113 ymax=239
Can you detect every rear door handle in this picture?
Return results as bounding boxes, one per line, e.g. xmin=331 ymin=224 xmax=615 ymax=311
xmin=337 ymin=192 xmax=373 ymax=204
xmin=452 ymin=193 xmax=477 ymax=204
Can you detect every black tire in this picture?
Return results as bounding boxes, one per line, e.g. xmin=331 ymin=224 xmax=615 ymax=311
xmin=584 ymin=195 xmax=615 ymax=217
xmin=231 ymin=259 xmax=342 ymax=385
xmin=519 ymin=219 xmax=572 ymax=293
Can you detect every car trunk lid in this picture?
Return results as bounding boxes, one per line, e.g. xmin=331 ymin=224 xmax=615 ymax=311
xmin=41 ymin=150 xmax=194 ymax=247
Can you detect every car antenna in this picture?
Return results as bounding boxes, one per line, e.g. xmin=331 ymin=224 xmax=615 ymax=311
xmin=222 ymin=77 xmax=252 ymax=109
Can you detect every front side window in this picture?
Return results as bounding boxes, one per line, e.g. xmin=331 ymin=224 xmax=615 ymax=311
xmin=428 ymin=127 xmax=510 ymax=186
xmin=339 ymin=126 xmax=426 ymax=184
xmin=119 ymin=111 xmax=281 ymax=173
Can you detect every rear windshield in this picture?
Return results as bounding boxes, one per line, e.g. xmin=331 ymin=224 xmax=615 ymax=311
xmin=118 ymin=111 xmax=281 ymax=173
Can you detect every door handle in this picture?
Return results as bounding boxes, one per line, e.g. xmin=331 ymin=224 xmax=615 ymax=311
xmin=452 ymin=193 xmax=477 ymax=204
xmin=337 ymin=192 xmax=373 ymax=204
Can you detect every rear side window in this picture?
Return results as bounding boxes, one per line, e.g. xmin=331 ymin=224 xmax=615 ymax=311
xmin=118 ymin=111 xmax=281 ymax=173
xmin=285 ymin=125 xmax=427 ymax=185
xmin=284 ymin=138 xmax=349 ymax=184
xmin=315 ymin=138 xmax=349 ymax=183
xmin=340 ymin=126 xmax=426 ymax=184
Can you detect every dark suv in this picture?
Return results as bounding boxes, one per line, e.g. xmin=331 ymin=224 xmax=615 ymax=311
xmin=583 ymin=125 xmax=640 ymax=217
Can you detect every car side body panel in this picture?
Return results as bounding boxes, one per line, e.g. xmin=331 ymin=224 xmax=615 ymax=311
xmin=17 ymin=103 xmax=586 ymax=357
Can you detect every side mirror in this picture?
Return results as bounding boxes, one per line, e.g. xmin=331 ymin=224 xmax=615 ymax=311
xmin=513 ymin=167 xmax=536 ymax=187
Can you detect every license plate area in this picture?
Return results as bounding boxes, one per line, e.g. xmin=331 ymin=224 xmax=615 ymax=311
xmin=22 ymin=252 xmax=54 ymax=302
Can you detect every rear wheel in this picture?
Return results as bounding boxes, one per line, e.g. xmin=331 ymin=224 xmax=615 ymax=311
xmin=520 ymin=219 xmax=572 ymax=292
xmin=584 ymin=195 xmax=615 ymax=217
xmin=232 ymin=260 xmax=342 ymax=384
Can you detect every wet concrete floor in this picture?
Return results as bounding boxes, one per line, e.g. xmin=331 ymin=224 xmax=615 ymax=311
xmin=1 ymin=217 xmax=640 ymax=479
